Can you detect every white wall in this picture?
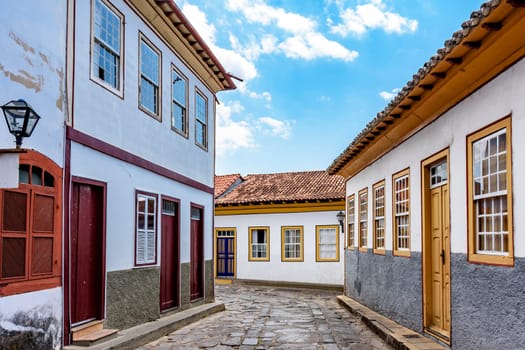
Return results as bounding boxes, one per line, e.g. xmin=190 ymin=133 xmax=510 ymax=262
xmin=72 ymin=0 xmax=215 ymax=186
xmin=0 ymin=0 xmax=66 ymax=166
xmin=215 ymin=210 xmax=344 ymax=285
xmin=71 ymin=143 xmax=214 ymax=272
xmin=345 ymin=57 xmax=525 ymax=257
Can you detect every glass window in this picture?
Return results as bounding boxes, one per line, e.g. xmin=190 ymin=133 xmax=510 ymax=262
xmin=316 ymin=225 xmax=339 ymax=261
xmin=468 ymin=117 xmax=513 ymax=266
xmin=172 ymin=68 xmax=188 ymax=135
xmin=393 ymin=169 xmax=410 ymax=256
xmin=373 ymin=181 xmax=385 ymax=253
xmin=281 ymin=226 xmax=303 ymax=261
xmin=140 ymin=36 xmax=161 ymax=117
xmin=92 ymin=0 xmax=122 ymax=91
xmin=136 ymin=193 xmax=157 ymax=265
xmin=347 ymin=195 xmax=355 ymax=248
xmin=358 ymin=188 xmax=368 ymax=251
xmin=195 ymin=91 xmax=208 ymax=149
xmin=249 ymin=227 xmax=269 ymax=261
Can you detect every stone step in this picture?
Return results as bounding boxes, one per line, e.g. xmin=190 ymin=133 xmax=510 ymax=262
xmin=72 ymin=328 xmax=119 ymax=347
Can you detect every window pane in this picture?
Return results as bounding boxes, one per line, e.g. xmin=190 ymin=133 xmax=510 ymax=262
xmin=2 ymin=237 xmax=26 ymax=278
xmin=319 ymin=228 xmax=337 ymax=259
xmin=3 ymin=191 xmax=27 ymax=232
xmin=19 ymin=164 xmax=30 ymax=184
xmin=141 ymin=42 xmax=159 ymax=84
xmin=140 ymin=77 xmax=158 ymax=114
xmin=172 ymin=71 xmax=186 ymax=105
xmin=33 ymin=194 xmax=54 ymax=232
xmin=32 ymin=237 xmax=53 ymax=274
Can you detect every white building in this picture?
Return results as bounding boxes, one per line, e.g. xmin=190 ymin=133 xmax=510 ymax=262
xmin=215 ymin=171 xmax=345 ymax=288
xmin=328 ymin=1 xmax=525 ymax=349
xmin=0 ymin=0 xmax=234 ymax=348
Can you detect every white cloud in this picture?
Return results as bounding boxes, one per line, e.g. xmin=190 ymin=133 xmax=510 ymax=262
xmin=181 ymin=4 xmax=216 ymax=45
xmin=330 ymin=0 xmax=418 ymax=37
xmin=257 ymin=117 xmax=292 ymax=139
xmin=216 ymin=101 xmax=257 ymax=155
xmin=226 ymin=0 xmax=358 ymax=62
xmin=318 ymin=95 xmax=331 ymax=103
xmin=379 ymin=87 xmax=401 ymax=101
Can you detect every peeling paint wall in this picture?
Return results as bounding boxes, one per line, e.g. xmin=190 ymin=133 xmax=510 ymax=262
xmin=0 ymin=287 xmax=62 ymax=350
xmin=0 ymin=0 xmax=67 ymax=166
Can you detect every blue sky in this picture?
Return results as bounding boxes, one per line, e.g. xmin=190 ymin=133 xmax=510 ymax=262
xmin=178 ymin=0 xmax=481 ymax=175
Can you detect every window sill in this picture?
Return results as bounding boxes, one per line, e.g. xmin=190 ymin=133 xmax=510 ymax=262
xmin=0 ymin=276 xmax=61 ymax=297
xmin=468 ymin=253 xmax=514 ymax=267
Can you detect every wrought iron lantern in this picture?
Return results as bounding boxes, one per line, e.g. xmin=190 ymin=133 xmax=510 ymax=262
xmin=1 ymin=99 xmax=41 ymax=149
xmin=336 ymin=210 xmax=345 ymax=234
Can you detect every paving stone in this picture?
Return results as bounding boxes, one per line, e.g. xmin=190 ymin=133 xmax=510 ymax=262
xmin=141 ymin=284 xmax=391 ymax=350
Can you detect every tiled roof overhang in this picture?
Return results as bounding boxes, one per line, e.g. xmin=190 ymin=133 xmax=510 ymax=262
xmin=328 ymin=0 xmax=525 ymax=178
xmin=127 ymin=0 xmax=236 ymax=93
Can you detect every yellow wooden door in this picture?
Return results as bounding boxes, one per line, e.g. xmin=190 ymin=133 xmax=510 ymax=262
xmin=429 ymin=183 xmax=450 ymax=339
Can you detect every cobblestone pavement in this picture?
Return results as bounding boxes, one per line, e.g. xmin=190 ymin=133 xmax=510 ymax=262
xmin=139 ymin=284 xmax=391 ymax=350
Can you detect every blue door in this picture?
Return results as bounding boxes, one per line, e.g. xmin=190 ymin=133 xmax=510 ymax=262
xmin=216 ymin=229 xmax=235 ymax=278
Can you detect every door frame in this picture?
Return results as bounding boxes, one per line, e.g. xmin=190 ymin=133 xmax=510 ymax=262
xmin=66 ymin=177 xmax=107 ymax=334
xmin=214 ymin=227 xmax=236 ymax=279
xmin=421 ymin=148 xmax=451 ymax=344
xmin=190 ymin=202 xmax=204 ymax=301
xmin=160 ymin=195 xmax=180 ymax=311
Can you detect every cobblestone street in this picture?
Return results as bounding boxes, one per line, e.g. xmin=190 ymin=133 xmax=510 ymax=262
xmin=139 ymin=284 xmax=391 ymax=350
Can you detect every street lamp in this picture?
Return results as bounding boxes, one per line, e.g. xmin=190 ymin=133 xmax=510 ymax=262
xmin=1 ymin=99 xmax=41 ymax=149
xmin=336 ymin=210 xmax=345 ymax=234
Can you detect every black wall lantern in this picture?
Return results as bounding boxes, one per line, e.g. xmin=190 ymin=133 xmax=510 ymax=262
xmin=336 ymin=210 xmax=345 ymax=234
xmin=1 ymin=99 xmax=41 ymax=149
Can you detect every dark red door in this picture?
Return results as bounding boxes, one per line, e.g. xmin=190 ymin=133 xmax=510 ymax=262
xmin=160 ymin=199 xmax=179 ymax=311
xmin=190 ymin=206 xmax=203 ymax=300
xmin=71 ymin=182 xmax=104 ymax=324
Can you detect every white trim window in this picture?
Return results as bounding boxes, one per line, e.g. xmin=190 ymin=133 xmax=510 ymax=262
xmin=473 ymin=128 xmax=508 ymax=255
xmin=139 ymin=36 xmax=161 ymax=117
xmin=316 ymin=226 xmax=339 ymax=261
xmin=92 ymin=0 xmax=123 ymax=91
xmin=393 ymin=171 xmax=410 ymax=254
xmin=171 ymin=67 xmax=188 ymax=136
xmin=373 ymin=182 xmax=385 ymax=252
xmin=347 ymin=195 xmax=355 ymax=248
xmin=195 ymin=91 xmax=208 ymax=149
xmin=249 ymin=227 xmax=269 ymax=261
xmin=136 ymin=193 xmax=157 ymax=265
xmin=282 ymin=227 xmax=302 ymax=261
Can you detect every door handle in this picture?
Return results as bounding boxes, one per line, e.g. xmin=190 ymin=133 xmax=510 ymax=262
xmin=440 ymin=250 xmax=445 ymax=265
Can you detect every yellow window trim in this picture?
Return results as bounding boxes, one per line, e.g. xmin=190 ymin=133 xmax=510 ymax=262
xmin=346 ymin=194 xmax=356 ymax=250
xmin=372 ymin=180 xmax=386 ymax=255
xmin=315 ymin=225 xmax=340 ymax=262
xmin=466 ymin=116 xmax=514 ymax=267
xmin=248 ymin=226 xmax=270 ymax=262
xmin=280 ymin=226 xmax=304 ymax=262
xmin=215 ymin=200 xmax=345 ymax=216
xmin=392 ymin=168 xmax=411 ymax=258
xmin=358 ymin=187 xmax=368 ymax=252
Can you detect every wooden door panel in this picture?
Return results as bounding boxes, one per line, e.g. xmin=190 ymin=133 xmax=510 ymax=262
xmin=71 ymin=183 xmax=103 ymax=324
xmin=190 ymin=214 xmax=203 ymax=300
xmin=160 ymin=201 xmax=178 ymax=311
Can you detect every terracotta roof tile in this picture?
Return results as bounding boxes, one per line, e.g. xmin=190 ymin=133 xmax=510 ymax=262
xmin=215 ymin=174 xmax=243 ymax=198
xmin=215 ymin=171 xmax=345 ymax=205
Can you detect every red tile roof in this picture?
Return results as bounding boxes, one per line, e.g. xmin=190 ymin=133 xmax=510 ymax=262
xmin=215 ymin=174 xmax=243 ymax=198
xmin=215 ymin=171 xmax=345 ymax=205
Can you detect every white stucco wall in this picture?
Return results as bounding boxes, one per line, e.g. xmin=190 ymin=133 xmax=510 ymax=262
xmin=345 ymin=57 xmax=525 ymax=257
xmin=71 ymin=142 xmax=214 ymax=272
xmin=0 ymin=0 xmax=66 ymax=166
xmin=215 ymin=210 xmax=344 ymax=285
xmin=72 ymin=0 xmax=215 ymax=187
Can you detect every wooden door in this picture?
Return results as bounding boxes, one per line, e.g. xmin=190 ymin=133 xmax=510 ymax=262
xmin=422 ymin=155 xmax=451 ymax=343
xmin=217 ymin=236 xmax=235 ymax=278
xmin=71 ymin=182 xmax=104 ymax=325
xmin=160 ymin=199 xmax=179 ymax=311
xmin=190 ymin=206 xmax=203 ymax=300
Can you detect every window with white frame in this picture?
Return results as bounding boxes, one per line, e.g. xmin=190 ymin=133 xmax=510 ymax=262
xmin=316 ymin=225 xmax=339 ymax=262
xmin=373 ymin=181 xmax=385 ymax=253
xmin=249 ymin=227 xmax=269 ymax=261
xmin=393 ymin=169 xmax=410 ymax=256
xmin=92 ymin=0 xmax=123 ymax=92
xmin=467 ymin=117 xmax=513 ymax=266
xmin=195 ymin=91 xmax=208 ymax=149
xmin=171 ymin=67 xmax=188 ymax=136
xmin=139 ymin=35 xmax=161 ymax=118
xmin=358 ymin=188 xmax=368 ymax=250
xmin=281 ymin=226 xmax=303 ymax=261
xmin=136 ymin=192 xmax=157 ymax=266
xmin=347 ymin=195 xmax=355 ymax=248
